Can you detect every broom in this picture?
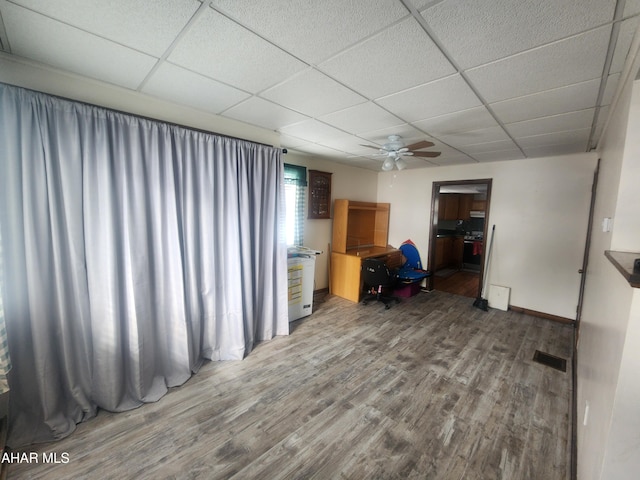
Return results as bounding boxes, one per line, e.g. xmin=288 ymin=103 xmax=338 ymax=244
xmin=473 ymin=224 xmax=495 ymax=311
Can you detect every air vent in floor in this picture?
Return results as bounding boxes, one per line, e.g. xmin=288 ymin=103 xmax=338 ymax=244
xmin=533 ymin=350 xmax=567 ymax=372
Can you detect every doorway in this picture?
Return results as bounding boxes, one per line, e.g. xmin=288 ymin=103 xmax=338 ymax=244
xmin=427 ymin=179 xmax=492 ymax=298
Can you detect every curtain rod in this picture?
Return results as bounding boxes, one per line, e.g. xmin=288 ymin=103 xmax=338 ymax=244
xmin=1 ymin=81 xmax=275 ymax=149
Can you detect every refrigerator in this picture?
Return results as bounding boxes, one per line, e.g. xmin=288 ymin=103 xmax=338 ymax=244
xmin=287 ymin=248 xmax=319 ymax=321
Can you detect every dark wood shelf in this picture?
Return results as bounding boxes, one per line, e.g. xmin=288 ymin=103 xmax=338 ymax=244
xmin=605 ymin=250 xmax=640 ymax=288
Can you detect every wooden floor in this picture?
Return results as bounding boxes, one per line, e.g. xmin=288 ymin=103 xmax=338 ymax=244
xmin=433 ymin=270 xmax=481 ymax=298
xmin=10 ymin=291 xmax=573 ymax=480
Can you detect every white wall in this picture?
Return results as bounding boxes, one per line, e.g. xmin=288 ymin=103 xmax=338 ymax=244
xmin=578 ymin=70 xmax=640 ymax=480
xmin=283 ymin=151 xmax=379 ymax=291
xmin=377 ymin=153 xmax=597 ymax=319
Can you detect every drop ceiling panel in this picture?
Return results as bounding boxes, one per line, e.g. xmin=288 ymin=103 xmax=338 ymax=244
xmin=413 ymin=106 xmax=498 ymax=135
xmin=222 ymin=97 xmax=308 ymax=131
xmin=2 ymin=3 xmax=156 ymax=89
xmin=318 ymin=17 xmax=456 ymax=99
xmin=624 ymin=0 xmax=640 ymax=17
xmin=143 ymin=62 xmax=250 ymax=114
xmin=279 ymin=119 xmax=357 ymax=145
xmin=610 ymin=17 xmax=640 ymax=74
xmin=9 ymin=0 xmax=200 ymax=57
xmin=168 ymin=7 xmax=306 ymax=93
xmin=377 ymin=74 xmax=483 ymax=122
xmin=319 ymin=102 xmax=405 ymax=135
xmin=460 ymin=139 xmax=519 ymax=155
xmin=490 ymin=79 xmax=601 ymax=124
xmin=436 ymin=126 xmax=510 ymax=147
xmin=260 ymin=69 xmax=366 ymax=117
xmin=466 ymin=26 xmax=612 ymax=103
xmin=358 ymin=124 xmax=426 ymax=144
xmin=505 ymin=109 xmax=595 ymax=139
xmin=209 ymin=0 xmax=408 ymax=64
xmin=522 ymin=142 xmax=589 ymax=158
xmin=421 ymin=0 xmax=615 ymax=69
xmin=472 ymin=149 xmax=526 ymax=162
xmin=293 ymin=142 xmax=346 ymax=159
xmin=516 ymin=128 xmax=591 ymax=149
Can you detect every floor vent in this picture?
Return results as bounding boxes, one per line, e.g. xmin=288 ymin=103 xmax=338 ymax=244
xmin=533 ymin=350 xmax=567 ymax=372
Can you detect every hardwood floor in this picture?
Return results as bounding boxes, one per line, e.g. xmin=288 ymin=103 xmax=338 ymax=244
xmin=433 ymin=270 xmax=480 ymax=298
xmin=9 ymin=291 xmax=573 ymax=479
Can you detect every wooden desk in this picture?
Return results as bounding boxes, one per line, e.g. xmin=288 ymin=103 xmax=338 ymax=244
xmin=331 ymin=246 xmax=402 ymax=303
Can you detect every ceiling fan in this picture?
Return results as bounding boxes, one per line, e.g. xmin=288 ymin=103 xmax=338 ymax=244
xmin=360 ymin=135 xmax=441 ymax=171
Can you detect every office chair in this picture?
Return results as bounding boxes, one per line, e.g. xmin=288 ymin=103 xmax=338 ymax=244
xmin=361 ymin=258 xmax=400 ymax=309
xmin=397 ymin=239 xmax=430 ymax=284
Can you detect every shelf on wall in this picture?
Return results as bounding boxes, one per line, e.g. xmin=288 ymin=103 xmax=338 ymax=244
xmin=604 ymin=250 xmax=640 ymax=288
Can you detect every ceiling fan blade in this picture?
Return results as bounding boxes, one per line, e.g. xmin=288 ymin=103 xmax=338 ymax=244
xmin=359 ymin=144 xmax=385 ymax=150
xmin=413 ymin=151 xmax=441 ymax=158
xmin=404 ymin=140 xmax=435 ymax=151
xmin=396 ymin=147 xmax=409 ymax=153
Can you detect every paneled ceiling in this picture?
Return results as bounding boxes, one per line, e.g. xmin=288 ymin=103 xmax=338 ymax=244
xmin=0 ymin=0 xmax=638 ymax=170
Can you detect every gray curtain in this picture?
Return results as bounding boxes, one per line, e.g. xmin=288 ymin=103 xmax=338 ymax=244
xmin=0 ymin=83 xmax=289 ymax=448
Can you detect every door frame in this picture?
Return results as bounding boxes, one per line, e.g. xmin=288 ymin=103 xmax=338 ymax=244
xmin=427 ymin=178 xmax=493 ymax=298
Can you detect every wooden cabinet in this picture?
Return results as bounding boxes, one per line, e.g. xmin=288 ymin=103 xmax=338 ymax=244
xmin=308 ymin=170 xmax=332 ymax=219
xmin=458 ymin=195 xmax=473 ymax=220
xmin=331 ymin=199 xmax=398 ymax=302
xmin=471 ymin=199 xmax=487 ymax=211
xmin=453 ymin=237 xmax=464 ymax=270
xmin=435 ymin=236 xmax=464 ymax=271
xmin=439 ymin=194 xmax=476 ymax=221
xmin=438 ymin=194 xmax=460 ymax=221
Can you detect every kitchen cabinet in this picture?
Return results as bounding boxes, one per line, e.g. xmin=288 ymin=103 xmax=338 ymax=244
xmin=438 ymin=194 xmax=460 ymax=221
xmin=458 ymin=195 xmax=473 ymax=221
xmin=435 ymin=236 xmax=464 ymax=271
xmin=471 ymin=199 xmax=487 ymax=211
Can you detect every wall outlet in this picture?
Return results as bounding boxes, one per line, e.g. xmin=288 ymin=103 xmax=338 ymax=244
xmin=583 ymin=401 xmax=590 ymax=426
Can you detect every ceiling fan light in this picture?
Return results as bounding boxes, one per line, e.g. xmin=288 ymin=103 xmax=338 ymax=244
xmin=382 ymin=158 xmax=394 ymax=171
xmin=395 ymin=158 xmax=407 ymax=170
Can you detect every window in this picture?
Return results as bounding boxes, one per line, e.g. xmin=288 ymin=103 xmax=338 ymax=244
xmin=283 ymin=163 xmax=307 ymax=246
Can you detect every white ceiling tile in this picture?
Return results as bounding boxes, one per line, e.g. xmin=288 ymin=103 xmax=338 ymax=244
xmin=460 ymin=140 xmax=520 ymax=155
xmin=279 ymin=134 xmax=309 ymax=149
xmin=516 ymin=128 xmax=591 ymax=149
xmin=279 ymin=119 xmax=356 ymax=144
xmin=490 ymin=79 xmax=601 ymax=124
xmin=169 ymin=7 xmax=306 ymax=93
xmin=624 ymin=0 xmax=640 ymax=17
xmin=260 ymin=69 xmax=366 ymax=117
xmin=466 ymin=26 xmax=612 ymax=103
xmin=421 ymin=0 xmax=616 ymax=69
xmin=413 ymin=106 xmax=498 ymax=135
xmin=506 ymin=109 xmax=595 ymax=139
xmin=318 ymin=17 xmax=455 ymax=99
xmin=472 ymin=150 xmax=526 ymax=162
xmin=9 ymin=0 xmax=200 ymax=57
xmin=358 ymin=124 xmax=426 ymax=143
xmin=436 ymin=126 xmax=510 ymax=147
xmin=610 ymin=17 xmax=640 ymax=74
xmin=319 ymin=102 xmax=405 ymax=135
xmin=293 ymin=143 xmax=346 ymax=159
xmin=522 ymin=142 xmax=589 ymax=158
xmin=376 ymin=74 xmax=482 ymax=122
xmin=209 ymin=0 xmax=408 ymax=64
xmin=142 ymin=62 xmax=250 ymax=114
xmin=602 ymin=73 xmax=620 ymax=106
xmin=2 ymin=3 xmax=156 ymax=89
xmin=222 ymin=97 xmax=308 ymax=131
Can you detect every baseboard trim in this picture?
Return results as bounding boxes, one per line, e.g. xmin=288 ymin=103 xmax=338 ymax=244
xmin=313 ymin=287 xmax=329 ymax=296
xmin=509 ymin=305 xmax=575 ymax=325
